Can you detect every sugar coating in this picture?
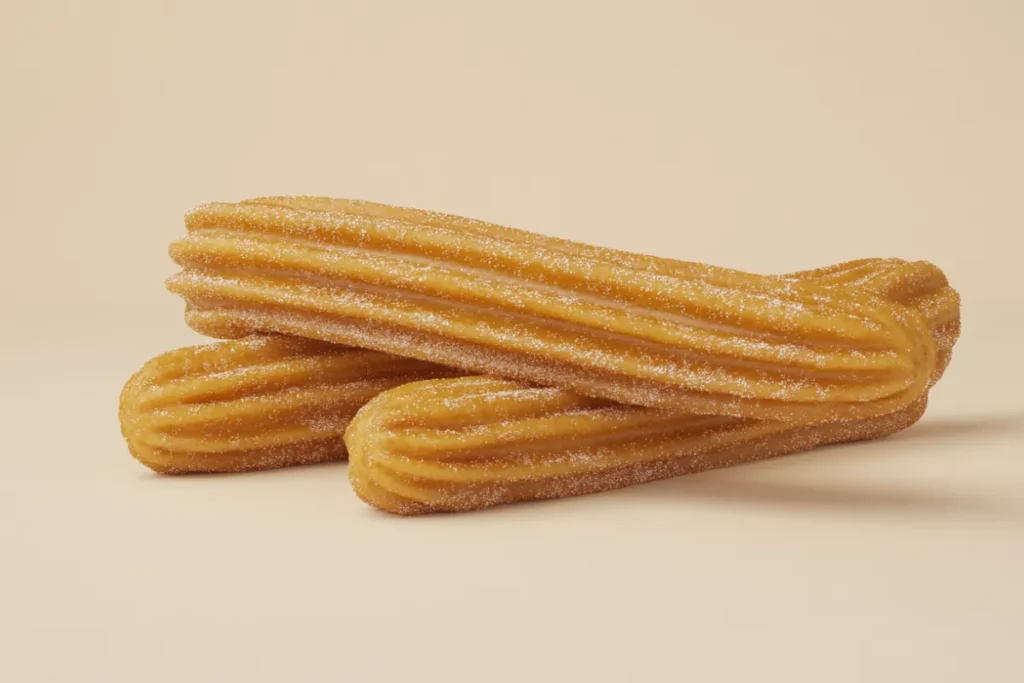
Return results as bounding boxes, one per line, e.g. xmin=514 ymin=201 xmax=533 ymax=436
xmin=337 ymin=255 xmax=958 ymax=514
xmin=165 ymin=197 xmax=952 ymax=424
xmin=345 ymin=376 xmax=931 ymax=515
xmin=118 ymin=335 xmax=458 ymax=474
xmin=150 ymin=197 xmax=960 ymax=511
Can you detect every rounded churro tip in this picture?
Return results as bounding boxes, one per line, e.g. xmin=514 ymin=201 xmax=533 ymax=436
xmin=340 ymin=254 xmax=958 ymax=515
xmin=167 ymin=198 xmax=947 ymax=423
xmin=118 ymin=335 xmax=457 ymax=474
xmin=344 ymin=376 xmax=930 ymax=516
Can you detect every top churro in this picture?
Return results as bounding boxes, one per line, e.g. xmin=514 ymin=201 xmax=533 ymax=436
xmin=167 ymin=196 xmax=938 ymax=423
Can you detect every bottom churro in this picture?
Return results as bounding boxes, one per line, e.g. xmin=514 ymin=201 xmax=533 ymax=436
xmin=119 ymin=335 xmax=456 ymax=473
xmin=121 ymin=257 xmax=958 ymax=510
xmin=344 ymin=258 xmax=959 ymax=514
xmin=345 ymin=377 xmax=928 ymax=515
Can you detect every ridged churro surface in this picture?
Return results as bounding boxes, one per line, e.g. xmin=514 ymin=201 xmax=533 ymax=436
xmin=167 ymin=197 xmax=937 ymax=423
xmin=346 ymin=259 xmax=959 ymax=514
xmin=119 ymin=336 xmax=456 ymax=473
xmin=346 ymin=378 xmax=929 ymax=515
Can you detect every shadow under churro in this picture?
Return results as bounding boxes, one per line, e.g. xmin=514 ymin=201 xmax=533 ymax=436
xmin=603 ymin=413 xmax=1024 ymax=518
xmin=887 ymin=411 xmax=1024 ymax=442
xmin=134 ymin=412 xmax=1024 ymax=520
xmin=615 ymin=476 xmax=1005 ymax=516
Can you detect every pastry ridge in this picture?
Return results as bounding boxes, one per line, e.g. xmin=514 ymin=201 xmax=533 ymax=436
xmin=167 ymin=198 xmax=937 ymax=423
xmin=346 ymin=377 xmax=929 ymax=515
xmin=119 ymin=335 xmax=457 ymax=473
xmin=344 ymin=258 xmax=959 ymax=514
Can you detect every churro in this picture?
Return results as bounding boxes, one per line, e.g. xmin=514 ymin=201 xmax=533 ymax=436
xmin=119 ymin=335 xmax=456 ymax=473
xmin=345 ymin=259 xmax=959 ymax=514
xmin=346 ymin=377 xmax=928 ymax=515
xmin=167 ymin=197 xmax=937 ymax=423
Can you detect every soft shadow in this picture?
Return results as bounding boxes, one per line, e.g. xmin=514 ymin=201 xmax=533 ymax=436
xmin=131 ymin=412 xmax=1024 ymax=519
xmin=601 ymin=416 xmax=1024 ymax=518
xmin=611 ymin=474 xmax=998 ymax=515
xmin=888 ymin=411 xmax=1024 ymax=443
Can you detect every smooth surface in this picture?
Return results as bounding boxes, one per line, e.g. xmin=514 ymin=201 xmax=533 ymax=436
xmin=2 ymin=2 xmax=1022 ymax=681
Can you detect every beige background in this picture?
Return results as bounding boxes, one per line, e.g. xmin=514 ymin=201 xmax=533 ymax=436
xmin=2 ymin=2 xmax=1023 ymax=681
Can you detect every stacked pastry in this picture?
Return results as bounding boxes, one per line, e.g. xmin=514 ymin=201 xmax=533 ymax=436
xmin=119 ymin=196 xmax=960 ymax=514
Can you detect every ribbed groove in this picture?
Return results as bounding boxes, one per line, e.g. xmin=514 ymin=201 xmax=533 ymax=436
xmin=344 ymin=259 xmax=959 ymax=514
xmin=119 ymin=336 xmax=458 ymax=473
xmin=346 ymin=377 xmax=929 ymax=515
xmin=166 ymin=198 xmax=938 ymax=422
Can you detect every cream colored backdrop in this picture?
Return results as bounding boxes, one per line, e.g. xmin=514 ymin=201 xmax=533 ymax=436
xmin=2 ymin=2 xmax=1022 ymax=682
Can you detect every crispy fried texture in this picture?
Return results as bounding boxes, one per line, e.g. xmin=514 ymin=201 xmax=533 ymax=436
xmin=345 ymin=258 xmax=958 ymax=514
xmin=346 ymin=377 xmax=929 ymax=515
xmin=167 ymin=197 xmax=938 ymax=423
xmin=119 ymin=335 xmax=457 ymax=473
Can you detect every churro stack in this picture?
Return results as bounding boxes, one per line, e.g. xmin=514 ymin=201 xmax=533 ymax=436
xmin=119 ymin=196 xmax=960 ymax=514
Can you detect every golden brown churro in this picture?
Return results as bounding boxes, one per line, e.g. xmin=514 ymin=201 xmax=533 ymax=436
xmin=346 ymin=259 xmax=959 ymax=514
xmin=119 ymin=336 xmax=456 ymax=473
xmin=346 ymin=378 xmax=928 ymax=515
xmin=167 ymin=197 xmax=937 ymax=423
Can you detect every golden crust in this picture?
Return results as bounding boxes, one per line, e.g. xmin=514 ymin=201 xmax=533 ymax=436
xmin=344 ymin=259 xmax=959 ymax=514
xmin=166 ymin=198 xmax=938 ymax=423
xmin=118 ymin=335 xmax=457 ymax=474
xmin=346 ymin=377 xmax=928 ymax=515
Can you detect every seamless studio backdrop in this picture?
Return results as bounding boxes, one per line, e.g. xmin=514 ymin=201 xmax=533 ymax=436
xmin=2 ymin=2 xmax=1022 ymax=682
